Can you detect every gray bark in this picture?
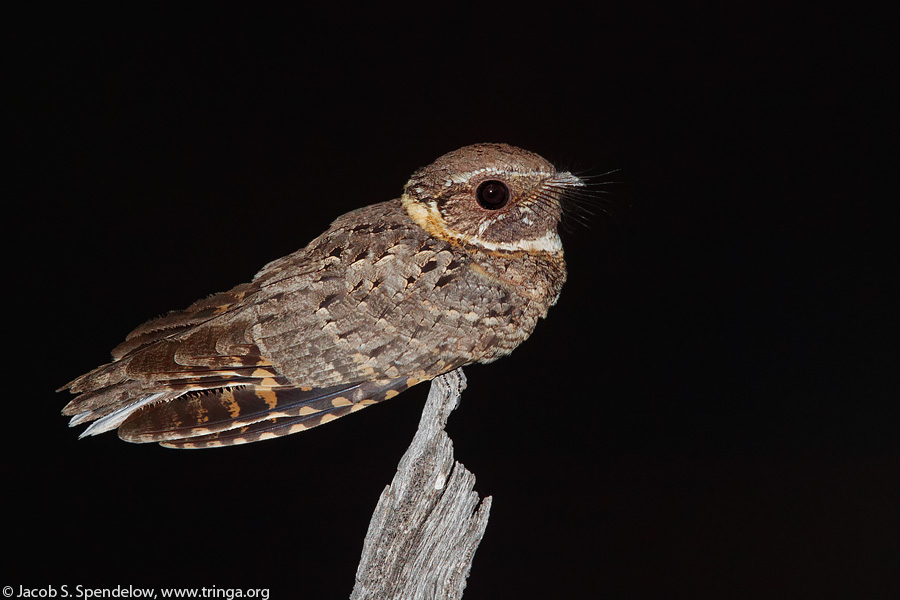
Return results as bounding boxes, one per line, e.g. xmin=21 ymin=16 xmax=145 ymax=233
xmin=351 ymin=368 xmax=492 ymax=600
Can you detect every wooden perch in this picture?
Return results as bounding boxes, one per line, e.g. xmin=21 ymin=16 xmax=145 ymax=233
xmin=351 ymin=368 xmax=492 ymax=600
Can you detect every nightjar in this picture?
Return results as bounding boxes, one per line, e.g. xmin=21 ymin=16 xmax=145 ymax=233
xmin=60 ymin=143 xmax=583 ymax=448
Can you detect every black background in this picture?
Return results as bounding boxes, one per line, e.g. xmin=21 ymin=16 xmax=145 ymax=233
xmin=9 ymin=4 xmax=897 ymax=599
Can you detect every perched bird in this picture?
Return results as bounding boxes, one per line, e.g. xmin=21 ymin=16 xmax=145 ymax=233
xmin=61 ymin=143 xmax=583 ymax=448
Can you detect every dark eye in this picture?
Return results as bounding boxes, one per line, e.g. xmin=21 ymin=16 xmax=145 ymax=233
xmin=475 ymin=180 xmax=510 ymax=210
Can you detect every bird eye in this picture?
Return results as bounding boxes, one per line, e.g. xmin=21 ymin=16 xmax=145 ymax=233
xmin=475 ymin=180 xmax=510 ymax=210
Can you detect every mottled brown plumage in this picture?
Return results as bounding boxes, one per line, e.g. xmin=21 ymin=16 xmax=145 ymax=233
xmin=61 ymin=143 xmax=583 ymax=448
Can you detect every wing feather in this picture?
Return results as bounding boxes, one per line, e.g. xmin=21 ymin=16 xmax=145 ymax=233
xmin=118 ymin=376 xmax=419 ymax=447
xmin=59 ymin=200 xmax=489 ymax=446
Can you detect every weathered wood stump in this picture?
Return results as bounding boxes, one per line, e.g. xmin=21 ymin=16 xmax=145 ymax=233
xmin=351 ymin=368 xmax=491 ymax=600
